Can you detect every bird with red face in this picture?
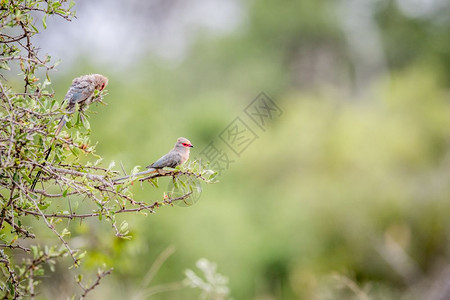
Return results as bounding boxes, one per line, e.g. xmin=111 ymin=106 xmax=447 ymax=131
xmin=114 ymin=137 xmax=194 ymax=182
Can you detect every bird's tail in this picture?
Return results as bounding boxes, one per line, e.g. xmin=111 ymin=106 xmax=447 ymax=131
xmin=30 ymin=116 xmax=67 ymax=191
xmin=54 ymin=116 xmax=66 ymax=138
xmin=113 ymin=168 xmax=156 ymax=182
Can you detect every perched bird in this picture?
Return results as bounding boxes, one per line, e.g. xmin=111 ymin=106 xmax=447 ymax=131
xmin=114 ymin=137 xmax=194 ymax=182
xmin=30 ymin=74 xmax=108 ymax=190
xmin=55 ymin=74 xmax=109 ymax=136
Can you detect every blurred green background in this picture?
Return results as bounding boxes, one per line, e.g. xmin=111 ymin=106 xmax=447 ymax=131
xmin=34 ymin=0 xmax=450 ymax=299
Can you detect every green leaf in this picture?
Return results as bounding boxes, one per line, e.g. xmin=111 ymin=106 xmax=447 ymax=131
xmin=55 ymin=9 xmax=67 ymax=15
xmin=7 ymin=281 xmax=14 ymax=297
xmin=77 ymin=251 xmax=86 ymax=260
xmin=30 ymin=23 xmax=39 ymax=33
xmin=35 ymin=268 xmax=45 ymax=276
xmin=119 ymin=221 xmax=129 ymax=233
xmin=81 ymin=116 xmax=90 ymax=130
xmin=42 ymin=15 xmax=47 ymax=29
xmin=22 ymin=172 xmax=32 ymax=183
xmin=12 ymin=172 xmax=19 ymax=182
xmin=150 ymin=178 xmax=159 ymax=188
xmin=38 ymin=200 xmax=51 ymax=210
xmin=70 ymin=147 xmax=81 ymax=156
xmin=31 ymin=245 xmax=38 ymax=258
xmin=61 ymin=228 xmax=70 ymax=238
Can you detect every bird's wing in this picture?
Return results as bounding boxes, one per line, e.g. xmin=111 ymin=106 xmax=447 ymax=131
xmin=147 ymin=152 xmax=181 ymax=169
xmin=64 ymin=80 xmax=95 ymax=112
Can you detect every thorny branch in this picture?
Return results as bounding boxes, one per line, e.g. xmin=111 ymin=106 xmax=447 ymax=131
xmin=0 ymin=244 xmax=30 ymax=252
xmin=11 ymin=178 xmax=79 ymax=265
xmin=18 ymin=191 xmax=193 ymax=220
xmin=0 ymin=1 xmax=216 ymax=298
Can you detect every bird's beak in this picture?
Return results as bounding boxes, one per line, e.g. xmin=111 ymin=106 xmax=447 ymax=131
xmin=189 ymin=144 xmax=194 ymax=148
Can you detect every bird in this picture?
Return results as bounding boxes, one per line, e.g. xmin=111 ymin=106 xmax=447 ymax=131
xmin=30 ymin=74 xmax=108 ymax=190
xmin=54 ymin=74 xmax=109 ymax=137
xmin=114 ymin=137 xmax=194 ymax=182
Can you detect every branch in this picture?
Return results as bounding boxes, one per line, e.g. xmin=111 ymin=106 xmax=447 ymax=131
xmin=15 ymin=250 xmax=68 ymax=295
xmin=0 ymin=243 xmax=30 ymax=252
xmin=0 ymin=56 xmax=54 ymax=69
xmin=18 ymin=5 xmax=74 ymax=21
xmin=33 ymin=188 xmax=81 ymax=198
xmin=140 ymin=169 xmax=209 ymax=182
xmin=112 ymin=169 xmax=208 ymax=185
xmin=52 ymin=167 xmax=110 ymax=185
xmin=0 ymin=33 xmax=27 ymax=43
xmin=12 ymin=180 xmax=79 ymax=265
xmin=0 ymin=250 xmax=22 ymax=299
xmin=0 ymin=184 xmax=16 ymax=230
xmin=19 ymin=192 xmax=193 ymax=219
xmin=78 ymin=268 xmax=113 ymax=300
xmin=0 ymin=80 xmax=16 ymax=166
xmin=4 ymin=216 xmax=36 ymax=239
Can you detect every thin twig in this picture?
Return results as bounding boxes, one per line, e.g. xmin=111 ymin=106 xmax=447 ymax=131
xmin=12 ymin=180 xmax=79 ymax=265
xmin=78 ymin=268 xmax=113 ymax=300
xmin=19 ymin=192 xmax=193 ymax=219
xmin=0 ymin=243 xmax=30 ymax=252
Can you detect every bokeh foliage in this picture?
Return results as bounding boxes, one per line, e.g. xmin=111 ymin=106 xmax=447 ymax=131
xmin=73 ymin=1 xmax=449 ymax=299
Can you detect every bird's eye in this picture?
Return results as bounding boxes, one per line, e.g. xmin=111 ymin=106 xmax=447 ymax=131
xmin=182 ymin=143 xmax=188 ymax=147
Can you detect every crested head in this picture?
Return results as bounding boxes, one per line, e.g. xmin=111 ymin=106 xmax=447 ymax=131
xmin=175 ymin=137 xmax=194 ymax=149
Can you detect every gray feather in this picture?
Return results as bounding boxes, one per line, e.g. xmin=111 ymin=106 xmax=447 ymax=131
xmin=64 ymin=80 xmax=95 ymax=113
xmin=147 ymin=151 xmax=182 ymax=169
